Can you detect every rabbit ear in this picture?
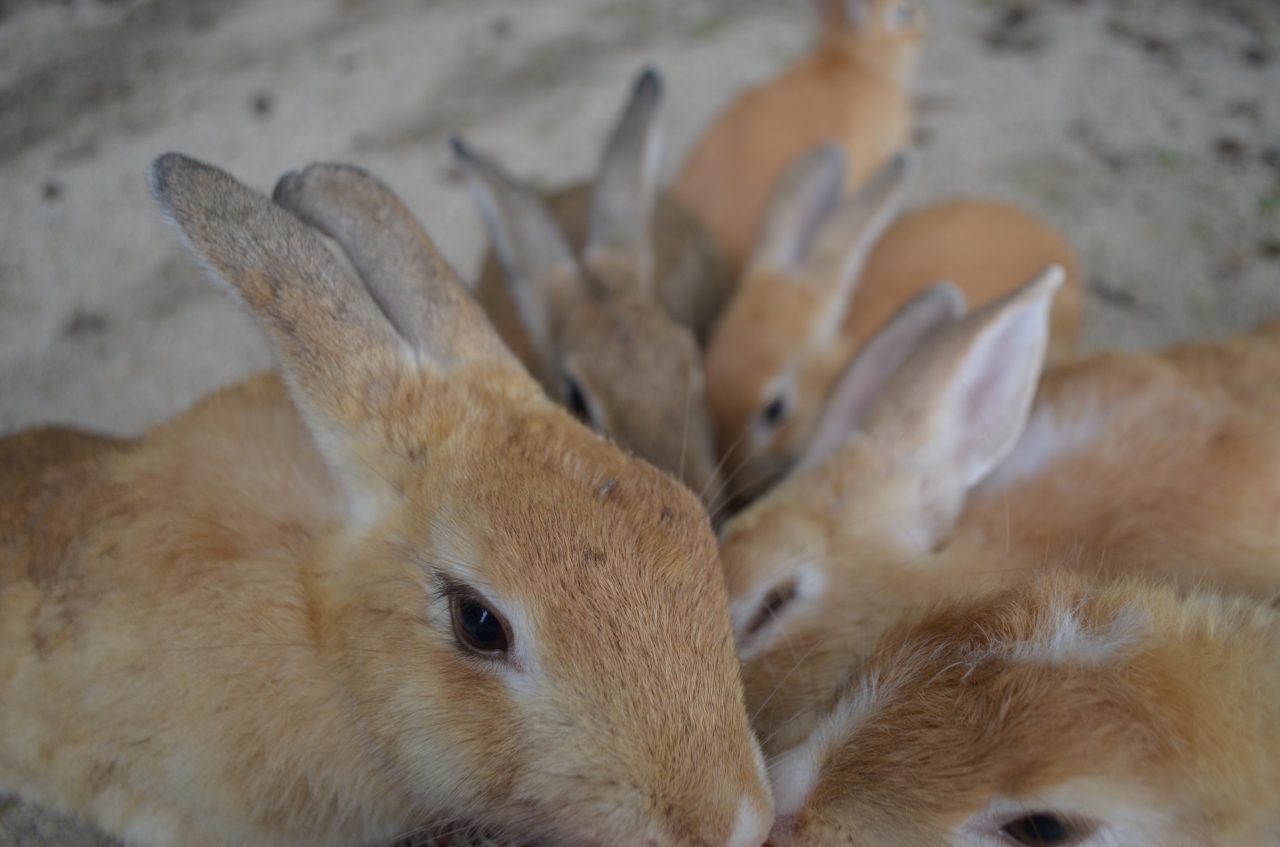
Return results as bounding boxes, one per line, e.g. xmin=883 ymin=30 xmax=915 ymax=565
xmin=150 ymin=153 xmax=502 ymax=523
xmin=583 ymin=67 xmax=663 ymax=293
xmin=801 ymin=149 xmax=918 ymax=342
xmin=745 ymin=145 xmax=845 ymax=276
xmin=452 ymin=135 xmax=587 ymax=353
xmin=795 ymin=282 xmax=965 ymax=472
xmin=272 ymin=163 xmax=515 ymax=370
xmin=862 ymin=267 xmax=1065 ymax=549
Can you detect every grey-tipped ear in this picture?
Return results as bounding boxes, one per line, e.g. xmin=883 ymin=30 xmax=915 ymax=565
xmin=150 ymin=153 xmax=406 ymax=416
xmin=151 ymin=153 xmax=424 ymax=523
xmin=804 ymin=148 xmax=918 ymax=285
xmin=583 ymin=67 xmax=663 ymax=292
xmin=451 ymin=135 xmax=585 ymax=352
xmin=796 ymin=281 xmax=965 ymax=472
xmin=272 ymin=163 xmax=515 ymax=370
xmin=862 ymin=266 xmax=1065 ymax=549
xmin=746 ymin=144 xmax=845 ymax=275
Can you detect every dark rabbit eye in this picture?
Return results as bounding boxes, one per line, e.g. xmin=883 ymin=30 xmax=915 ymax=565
xmin=451 ymin=594 xmax=510 ymax=655
xmin=759 ymin=395 xmax=788 ymax=428
xmin=563 ymin=376 xmax=596 ymax=428
xmin=745 ymin=581 xmax=798 ymax=636
xmin=1002 ymin=813 xmax=1075 ymax=846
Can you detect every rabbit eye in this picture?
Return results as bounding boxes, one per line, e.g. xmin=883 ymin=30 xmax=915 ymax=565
xmin=745 ymin=580 xmax=797 ymax=636
xmin=451 ymin=594 xmax=510 ymax=655
xmin=563 ymin=376 xmax=600 ymax=431
xmin=1001 ymin=813 xmax=1076 ymax=846
xmin=759 ymin=394 xmax=789 ymax=429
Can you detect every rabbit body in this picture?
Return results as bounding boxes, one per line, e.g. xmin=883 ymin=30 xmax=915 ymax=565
xmin=721 ymin=272 xmax=1280 ymax=757
xmin=766 ymin=572 xmax=1280 ymax=847
xmin=673 ymin=0 xmax=927 ymax=271
xmin=849 ymin=199 xmax=1083 ymax=366
xmin=0 ymin=155 xmax=774 ymax=847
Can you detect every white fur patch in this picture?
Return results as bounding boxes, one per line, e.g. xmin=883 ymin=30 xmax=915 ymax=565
xmin=978 ymin=404 xmax=1104 ymax=493
xmin=724 ymin=792 xmax=772 ymax=847
xmin=767 ymin=675 xmax=891 ymax=817
xmin=991 ymin=600 xmax=1146 ymax=668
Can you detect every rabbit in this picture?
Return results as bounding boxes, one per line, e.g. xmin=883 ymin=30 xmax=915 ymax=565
xmin=764 ymin=571 xmax=1280 ymax=847
xmin=455 ymin=69 xmax=727 ymax=512
xmin=718 ymin=267 xmax=1280 ymax=756
xmin=705 ymin=145 xmax=1082 ymax=509
xmin=0 ymin=154 xmax=775 ymax=847
xmin=673 ymin=0 xmax=928 ymax=272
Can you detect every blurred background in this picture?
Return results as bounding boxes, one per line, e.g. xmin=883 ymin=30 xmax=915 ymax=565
xmin=0 ymin=0 xmax=1277 ymax=841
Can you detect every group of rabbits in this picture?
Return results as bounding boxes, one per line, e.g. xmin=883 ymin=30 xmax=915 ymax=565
xmin=3 ymin=1 xmax=1279 ymax=846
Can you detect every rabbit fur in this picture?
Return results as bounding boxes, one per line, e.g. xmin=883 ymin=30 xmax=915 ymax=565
xmin=0 ymin=155 xmax=773 ymax=847
xmin=455 ymin=69 xmax=728 ymax=512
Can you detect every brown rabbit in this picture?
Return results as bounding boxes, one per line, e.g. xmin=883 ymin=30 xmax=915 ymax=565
xmin=673 ymin=0 xmax=927 ymax=271
xmin=455 ymin=69 xmax=726 ymax=510
xmin=0 ymin=155 xmax=773 ymax=847
xmin=765 ymin=572 xmax=1280 ymax=847
xmin=720 ymin=268 xmax=1280 ymax=756
xmin=705 ymin=147 xmax=1081 ymax=509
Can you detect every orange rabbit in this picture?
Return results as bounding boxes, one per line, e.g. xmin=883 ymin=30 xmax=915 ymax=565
xmin=767 ymin=572 xmax=1280 ymax=847
xmin=673 ymin=0 xmax=927 ymax=271
xmin=0 ymin=155 xmax=773 ymax=847
xmin=720 ymin=268 xmax=1280 ymax=756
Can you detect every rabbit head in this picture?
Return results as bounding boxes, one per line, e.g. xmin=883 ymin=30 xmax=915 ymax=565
xmin=815 ymin=0 xmax=928 ymax=81
xmin=763 ymin=572 xmax=1280 ymax=847
xmin=705 ymin=146 xmax=917 ymax=509
xmin=719 ymin=269 xmax=1062 ymax=755
xmin=141 ymin=155 xmax=772 ymax=847
xmin=453 ymin=69 xmax=724 ymax=514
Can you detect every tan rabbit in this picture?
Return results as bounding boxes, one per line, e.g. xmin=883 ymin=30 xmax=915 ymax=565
xmin=705 ymin=146 xmax=1082 ymax=508
xmin=455 ymin=69 xmax=726 ymax=511
xmin=765 ymin=571 xmax=1280 ymax=847
xmin=673 ymin=0 xmax=927 ymax=271
xmin=0 ymin=155 xmax=774 ymax=847
xmin=719 ymin=268 xmax=1280 ymax=755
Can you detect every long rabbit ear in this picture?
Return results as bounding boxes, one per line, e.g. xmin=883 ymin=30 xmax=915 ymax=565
xmin=795 ymin=282 xmax=965 ymax=472
xmin=583 ymin=67 xmax=663 ymax=293
xmin=452 ymin=135 xmax=586 ymax=354
xmin=151 ymin=153 xmax=481 ymax=523
xmin=862 ymin=267 xmax=1065 ymax=549
xmin=801 ymin=149 xmax=918 ymax=343
xmin=745 ymin=144 xmax=845 ymax=276
xmin=272 ymin=163 xmax=516 ymax=371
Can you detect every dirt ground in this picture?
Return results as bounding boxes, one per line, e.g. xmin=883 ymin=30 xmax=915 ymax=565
xmin=1 ymin=0 xmax=1278 ymax=844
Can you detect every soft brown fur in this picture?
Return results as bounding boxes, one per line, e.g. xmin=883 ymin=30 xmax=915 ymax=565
xmin=457 ymin=71 xmax=727 ymax=510
xmin=771 ymin=573 xmax=1280 ymax=846
xmin=849 ymin=199 xmax=1083 ymax=364
xmin=721 ymin=277 xmax=1280 ymax=758
xmin=673 ymin=0 xmax=926 ymax=271
xmin=0 ymin=155 xmax=773 ymax=847
xmin=473 ymin=185 xmax=734 ymax=357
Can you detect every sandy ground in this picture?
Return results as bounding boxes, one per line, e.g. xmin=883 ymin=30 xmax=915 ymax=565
xmin=0 ymin=0 xmax=1278 ymax=844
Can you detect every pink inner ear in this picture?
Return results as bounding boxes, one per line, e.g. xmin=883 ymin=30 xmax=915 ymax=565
xmin=946 ymin=298 xmax=1049 ymax=489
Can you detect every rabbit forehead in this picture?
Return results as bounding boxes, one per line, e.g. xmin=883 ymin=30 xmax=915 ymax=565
xmin=555 ymin=291 xmax=700 ymax=393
